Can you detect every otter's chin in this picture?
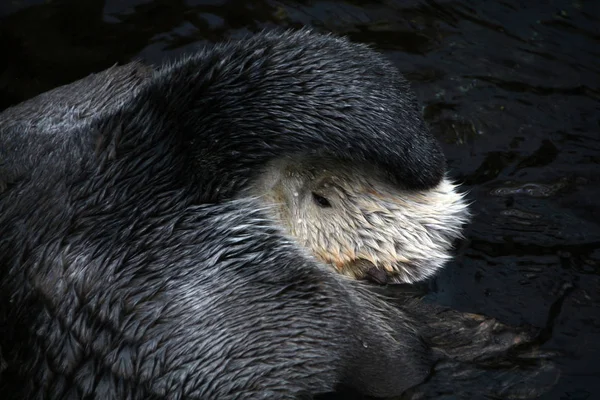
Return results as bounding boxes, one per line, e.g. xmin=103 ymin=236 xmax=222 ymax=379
xmin=339 ymin=258 xmax=446 ymax=285
xmin=339 ymin=259 xmax=388 ymax=284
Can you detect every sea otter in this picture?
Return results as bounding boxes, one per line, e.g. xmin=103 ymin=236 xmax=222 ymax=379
xmin=0 ymin=29 xmax=556 ymax=400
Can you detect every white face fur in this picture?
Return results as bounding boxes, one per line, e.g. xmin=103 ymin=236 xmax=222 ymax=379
xmin=244 ymin=157 xmax=470 ymax=284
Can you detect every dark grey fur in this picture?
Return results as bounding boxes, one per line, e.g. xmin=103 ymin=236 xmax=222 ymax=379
xmin=0 ymin=29 xmax=440 ymax=400
xmin=0 ymin=29 xmax=558 ymax=400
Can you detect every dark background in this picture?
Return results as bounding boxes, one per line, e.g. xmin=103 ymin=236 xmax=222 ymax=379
xmin=1 ymin=1 xmax=599 ymax=399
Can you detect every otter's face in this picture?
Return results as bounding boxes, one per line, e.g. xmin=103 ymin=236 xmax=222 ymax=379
xmin=245 ymin=157 xmax=469 ymax=284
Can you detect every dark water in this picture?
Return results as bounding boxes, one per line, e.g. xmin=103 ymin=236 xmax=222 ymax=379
xmin=1 ymin=0 xmax=599 ymax=398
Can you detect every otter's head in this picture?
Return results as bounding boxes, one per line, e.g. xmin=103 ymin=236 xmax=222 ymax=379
xmin=246 ymin=156 xmax=469 ymax=284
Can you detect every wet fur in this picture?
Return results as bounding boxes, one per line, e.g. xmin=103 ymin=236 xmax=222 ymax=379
xmin=0 ymin=29 xmax=444 ymax=399
xmin=0 ymin=29 xmax=558 ymax=400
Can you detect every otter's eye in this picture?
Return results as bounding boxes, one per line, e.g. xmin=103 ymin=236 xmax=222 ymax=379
xmin=312 ymin=192 xmax=332 ymax=208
